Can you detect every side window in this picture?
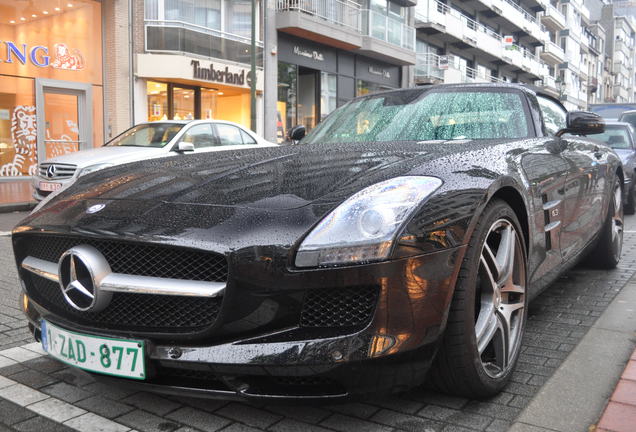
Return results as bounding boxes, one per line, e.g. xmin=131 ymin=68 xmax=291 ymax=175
xmin=537 ymin=96 xmax=567 ymax=136
xmin=181 ymin=124 xmax=218 ymax=149
xmin=240 ymin=129 xmax=257 ymax=144
xmin=215 ymin=124 xmax=244 ymax=146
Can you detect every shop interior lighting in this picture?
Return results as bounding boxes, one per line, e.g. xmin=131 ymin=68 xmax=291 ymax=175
xmin=55 ymin=7 xmax=61 ymax=11
xmin=20 ymin=17 xmax=26 ymax=21
xmin=68 ymin=3 xmax=74 ymax=7
xmin=9 ymin=20 xmax=15 ymax=24
xmin=31 ymin=14 xmax=37 ymax=18
xmin=43 ymin=11 xmax=49 ymax=15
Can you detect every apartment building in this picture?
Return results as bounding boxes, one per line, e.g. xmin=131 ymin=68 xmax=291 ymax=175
xmin=413 ymin=0 xmax=552 ymax=93
xmin=273 ymin=0 xmax=417 ymax=138
xmin=601 ymin=6 xmax=636 ymax=103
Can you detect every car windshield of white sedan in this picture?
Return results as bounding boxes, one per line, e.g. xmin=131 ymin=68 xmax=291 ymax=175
xmin=591 ymin=126 xmax=632 ymax=149
xmin=106 ymin=124 xmax=184 ymax=148
xmin=303 ymin=90 xmax=530 ymax=144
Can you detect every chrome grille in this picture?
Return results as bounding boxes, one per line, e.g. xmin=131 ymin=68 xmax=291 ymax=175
xmin=39 ymin=163 xmax=77 ymax=180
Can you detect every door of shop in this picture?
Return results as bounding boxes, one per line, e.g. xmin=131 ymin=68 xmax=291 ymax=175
xmin=35 ymin=79 xmax=93 ymax=163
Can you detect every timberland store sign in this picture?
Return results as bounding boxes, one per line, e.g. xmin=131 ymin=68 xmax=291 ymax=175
xmin=136 ymin=54 xmax=263 ymax=91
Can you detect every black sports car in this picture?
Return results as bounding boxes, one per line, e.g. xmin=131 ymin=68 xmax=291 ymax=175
xmin=13 ymin=84 xmax=622 ymax=401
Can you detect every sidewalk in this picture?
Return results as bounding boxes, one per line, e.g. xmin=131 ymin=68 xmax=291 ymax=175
xmin=595 ymin=348 xmax=636 ymax=432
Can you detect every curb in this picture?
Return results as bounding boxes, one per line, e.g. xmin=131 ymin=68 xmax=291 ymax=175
xmin=595 ymin=347 xmax=636 ymax=432
xmin=510 ymin=274 xmax=636 ymax=432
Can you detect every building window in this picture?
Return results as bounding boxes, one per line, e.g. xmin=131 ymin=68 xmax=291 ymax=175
xmin=147 ymin=81 xmax=168 ymax=121
xmin=145 ymin=0 xmax=263 ymax=65
xmin=320 ymin=73 xmax=337 ymax=121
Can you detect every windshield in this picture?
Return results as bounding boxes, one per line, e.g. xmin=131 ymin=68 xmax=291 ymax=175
xmin=592 ymin=125 xmax=633 ymax=149
xmin=302 ymin=89 xmax=531 ymax=144
xmin=107 ymin=123 xmax=184 ymax=148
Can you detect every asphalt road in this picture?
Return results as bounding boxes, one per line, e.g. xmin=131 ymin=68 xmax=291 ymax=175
xmin=0 ymin=212 xmax=634 ymax=432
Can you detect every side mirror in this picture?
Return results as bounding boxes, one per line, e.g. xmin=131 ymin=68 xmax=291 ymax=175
xmin=556 ymin=111 xmax=605 ymax=137
xmin=176 ymin=142 xmax=195 ymax=152
xmin=287 ymin=125 xmax=306 ymax=142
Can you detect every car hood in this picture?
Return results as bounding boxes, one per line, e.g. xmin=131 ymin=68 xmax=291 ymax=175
xmin=20 ymin=139 xmax=518 ymax=253
xmin=43 ymin=146 xmax=167 ymax=168
xmin=43 ymin=141 xmax=465 ymax=209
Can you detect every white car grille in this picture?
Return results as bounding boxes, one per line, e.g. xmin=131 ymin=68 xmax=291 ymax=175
xmin=39 ymin=163 xmax=77 ymax=180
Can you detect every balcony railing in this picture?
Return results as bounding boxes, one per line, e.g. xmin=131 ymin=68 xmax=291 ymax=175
xmin=540 ymin=3 xmax=566 ymax=28
xmin=415 ymin=53 xmax=505 ymax=83
xmin=361 ymin=9 xmax=415 ymax=51
xmin=276 ymin=0 xmax=415 ymax=50
xmin=145 ymin=20 xmax=263 ymax=65
xmin=416 ymin=0 xmax=502 ymax=41
xmin=414 ymin=53 xmax=444 ymax=81
xmin=275 ymin=0 xmax=361 ymax=31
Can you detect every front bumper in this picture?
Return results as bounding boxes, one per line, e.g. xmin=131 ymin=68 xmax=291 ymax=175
xmin=21 ymin=245 xmax=465 ymax=400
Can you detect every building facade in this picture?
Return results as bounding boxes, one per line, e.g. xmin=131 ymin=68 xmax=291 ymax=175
xmin=0 ymin=0 xmax=106 ymax=204
xmin=3 ymin=0 xmax=636 ymax=206
xmin=273 ymin=0 xmax=417 ymax=140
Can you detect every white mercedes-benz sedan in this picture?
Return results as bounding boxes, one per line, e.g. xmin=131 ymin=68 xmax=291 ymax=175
xmin=33 ymin=119 xmax=276 ymax=200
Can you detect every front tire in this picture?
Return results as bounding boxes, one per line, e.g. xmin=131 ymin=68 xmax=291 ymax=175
xmin=587 ymin=177 xmax=623 ymax=269
xmin=430 ymin=200 xmax=528 ymax=398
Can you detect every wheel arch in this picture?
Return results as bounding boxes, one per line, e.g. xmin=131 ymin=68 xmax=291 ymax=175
xmin=489 ymin=186 xmax=530 ymax=253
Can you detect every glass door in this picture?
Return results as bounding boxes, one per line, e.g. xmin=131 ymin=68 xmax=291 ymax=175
xmin=36 ymin=79 xmax=93 ymax=163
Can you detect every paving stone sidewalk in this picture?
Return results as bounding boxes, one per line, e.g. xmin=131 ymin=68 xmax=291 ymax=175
xmin=1 ymin=222 xmax=636 ymax=432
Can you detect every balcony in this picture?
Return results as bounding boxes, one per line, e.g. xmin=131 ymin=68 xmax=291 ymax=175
xmin=540 ymin=40 xmax=565 ymax=64
xmin=614 ymin=60 xmax=630 ymax=78
xmin=615 ymin=39 xmax=634 ymax=57
xmin=414 ymin=0 xmax=546 ymax=79
xmin=414 ymin=52 xmax=505 ymax=84
xmin=501 ymin=44 xmax=549 ymax=79
xmin=276 ymin=0 xmax=415 ymax=65
xmin=359 ymin=9 xmax=416 ymax=64
xmin=415 ymin=0 xmax=502 ymax=57
xmin=540 ymin=75 xmax=559 ymax=97
xmin=613 ymin=85 xmax=631 ymax=102
xmin=414 ymin=53 xmax=444 ymax=83
xmin=276 ymin=0 xmax=363 ymax=50
xmin=539 ymin=3 xmax=566 ymax=31
xmin=483 ymin=0 xmax=546 ymax=44
xmin=145 ymin=21 xmax=263 ymax=66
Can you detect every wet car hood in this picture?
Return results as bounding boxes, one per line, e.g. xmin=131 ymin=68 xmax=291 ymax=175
xmin=20 ymin=139 xmax=519 ymax=252
xmin=45 ymin=141 xmax=458 ymax=210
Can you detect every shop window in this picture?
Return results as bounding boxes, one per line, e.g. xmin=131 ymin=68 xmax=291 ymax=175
xmin=181 ymin=124 xmax=217 ymax=148
xmin=321 ymin=73 xmax=337 ymax=121
xmin=201 ymin=88 xmax=218 ymax=120
xmin=147 ymin=81 xmax=168 ymax=121
xmin=216 ymin=124 xmax=244 ymax=146
xmin=277 ymin=62 xmax=297 ymax=142
xmin=173 ymin=87 xmax=195 ymax=120
xmin=356 ymin=80 xmax=393 ymax=97
xmin=0 ymin=76 xmax=36 ymax=177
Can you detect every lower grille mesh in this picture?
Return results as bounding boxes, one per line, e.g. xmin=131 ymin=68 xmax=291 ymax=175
xmin=300 ymin=286 xmax=379 ymax=328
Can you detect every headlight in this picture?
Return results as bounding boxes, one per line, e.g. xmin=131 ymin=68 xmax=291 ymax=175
xmin=78 ymin=163 xmax=113 ymax=177
xmin=295 ymin=176 xmax=443 ymax=267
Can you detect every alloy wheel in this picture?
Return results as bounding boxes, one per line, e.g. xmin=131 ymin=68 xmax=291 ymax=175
xmin=474 ymin=219 xmax=526 ymax=379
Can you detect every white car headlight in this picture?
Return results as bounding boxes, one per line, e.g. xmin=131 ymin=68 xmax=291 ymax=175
xmin=295 ymin=176 xmax=443 ymax=267
xmin=78 ymin=163 xmax=114 ymax=177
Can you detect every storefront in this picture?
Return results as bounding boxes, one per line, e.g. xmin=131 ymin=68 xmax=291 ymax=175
xmin=135 ymin=54 xmax=263 ymax=130
xmin=277 ymin=34 xmax=401 ymax=141
xmin=0 ymin=0 xmax=103 ymax=204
